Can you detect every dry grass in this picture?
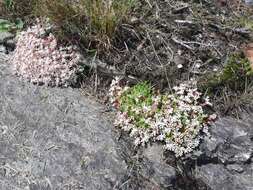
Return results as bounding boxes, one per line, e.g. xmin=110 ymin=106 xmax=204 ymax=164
xmin=33 ymin=0 xmax=134 ymax=51
xmin=0 ymin=0 xmax=36 ymax=20
xmin=1 ymin=0 xmax=134 ymax=52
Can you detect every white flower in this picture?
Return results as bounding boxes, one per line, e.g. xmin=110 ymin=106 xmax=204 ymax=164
xmin=109 ymin=79 xmax=216 ymax=157
xmin=177 ymin=64 xmax=183 ymax=69
xmin=157 ymin=134 xmax=166 ymax=141
xmin=195 ymin=63 xmax=201 ymax=69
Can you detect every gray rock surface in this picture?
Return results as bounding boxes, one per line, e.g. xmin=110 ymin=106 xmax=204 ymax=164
xmin=0 ymin=31 xmax=15 ymax=53
xmin=0 ymin=53 xmax=128 ymax=190
xmin=0 ymin=31 xmax=14 ymax=44
xmin=141 ymin=144 xmax=176 ymax=189
xmin=194 ymin=116 xmax=253 ymax=190
xmin=0 ymin=45 xmax=6 ymax=53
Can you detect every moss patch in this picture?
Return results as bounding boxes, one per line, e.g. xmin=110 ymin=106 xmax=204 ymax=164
xmin=198 ymin=53 xmax=253 ymax=92
xmin=119 ymin=82 xmax=155 ymax=128
xmin=239 ymin=16 xmax=253 ymax=31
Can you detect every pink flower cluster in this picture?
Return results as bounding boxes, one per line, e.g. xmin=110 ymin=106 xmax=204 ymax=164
xmin=110 ymin=78 xmax=217 ymax=157
xmin=10 ymin=22 xmax=81 ymax=87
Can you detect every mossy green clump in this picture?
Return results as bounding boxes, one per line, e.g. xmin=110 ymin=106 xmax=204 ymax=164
xmin=221 ymin=53 xmax=253 ymax=82
xmin=239 ymin=16 xmax=253 ymax=31
xmin=0 ymin=18 xmax=23 ymax=32
xmin=119 ymin=82 xmax=156 ymax=128
xmin=198 ymin=53 xmax=253 ymax=91
xmin=0 ymin=19 xmax=13 ymax=32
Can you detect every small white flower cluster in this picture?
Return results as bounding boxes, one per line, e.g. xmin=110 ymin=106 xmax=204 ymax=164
xmin=110 ymin=78 xmax=216 ymax=157
xmin=11 ymin=21 xmax=81 ymax=86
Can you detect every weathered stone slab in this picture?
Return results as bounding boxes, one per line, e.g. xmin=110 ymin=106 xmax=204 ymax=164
xmin=195 ymin=115 xmax=253 ymax=190
xmin=0 ymin=53 xmax=128 ymax=190
xmin=0 ymin=31 xmax=14 ymax=44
